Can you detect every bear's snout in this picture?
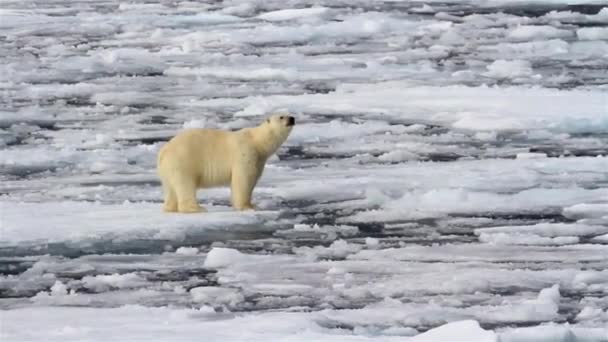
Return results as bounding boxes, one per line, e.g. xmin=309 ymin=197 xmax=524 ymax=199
xmin=287 ymin=116 xmax=295 ymax=126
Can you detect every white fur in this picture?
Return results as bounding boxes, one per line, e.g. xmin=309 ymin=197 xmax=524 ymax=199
xmin=157 ymin=114 xmax=294 ymax=213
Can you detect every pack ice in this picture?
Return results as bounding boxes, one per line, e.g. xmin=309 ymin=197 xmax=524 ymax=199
xmin=1 ymin=0 xmax=608 ymax=341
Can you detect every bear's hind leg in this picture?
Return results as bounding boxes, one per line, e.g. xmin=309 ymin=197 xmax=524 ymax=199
xmin=161 ymin=181 xmax=178 ymax=212
xmin=174 ymin=178 xmax=205 ymax=213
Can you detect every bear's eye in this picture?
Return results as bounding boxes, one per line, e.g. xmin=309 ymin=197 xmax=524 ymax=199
xmin=280 ymin=116 xmax=284 ymax=120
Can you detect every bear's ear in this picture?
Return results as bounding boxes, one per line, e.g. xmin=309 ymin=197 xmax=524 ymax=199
xmin=266 ymin=119 xmax=270 ymax=124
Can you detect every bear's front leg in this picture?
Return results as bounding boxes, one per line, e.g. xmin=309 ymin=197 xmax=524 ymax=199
xmin=161 ymin=181 xmax=178 ymax=212
xmin=230 ymin=164 xmax=261 ymax=211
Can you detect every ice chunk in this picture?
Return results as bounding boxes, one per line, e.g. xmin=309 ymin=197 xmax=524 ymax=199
xmin=498 ymin=324 xmax=608 ymax=342
xmin=3 ymin=305 xmax=604 ymax=341
xmin=204 ymin=247 xmax=248 ymax=268
xmin=190 ymin=286 xmax=244 ymax=306
xmin=536 ymin=284 xmax=560 ymax=307
xmin=576 ymin=306 xmax=607 ymax=322
xmin=475 ymin=223 xmax=608 ymax=238
xmin=257 ymin=7 xmax=330 ymax=22
xmin=350 ymin=244 xmax=608 ymax=263
xmin=165 ymin=66 xmax=298 ymax=81
xmin=478 ymin=233 xmax=579 ymax=246
xmin=50 ymin=281 xmax=69 ymax=296
xmin=277 ymin=224 xmax=359 ymax=241
xmin=577 ymin=27 xmax=608 ymax=41
xmin=343 ymin=186 xmax=608 ymax=223
xmin=484 ymin=60 xmax=533 ymax=79
xmin=183 ymin=119 xmax=209 ymax=129
xmin=377 ymin=150 xmax=419 ymax=162
xmin=175 ymin=247 xmax=200 ymax=256
xmin=81 ymin=273 xmax=147 ymax=292
xmin=410 ymin=320 xmax=495 ymax=342
xmin=165 ymin=12 xmax=241 ymax=27
xmin=365 ymin=237 xmax=379 ymax=247
xmin=591 ymin=234 xmax=608 ymax=243
xmin=224 ymin=81 xmax=608 ymax=133
xmin=516 ymin=152 xmax=547 ymax=159
xmin=0 ymin=201 xmax=275 ymax=246
xmin=508 ymin=25 xmax=573 ymax=42
xmin=410 ymin=4 xmax=435 ymax=14
xmin=479 ymin=39 xmax=569 ymax=58
xmin=294 ymin=239 xmax=362 ymax=260
xmin=564 ymin=203 xmax=608 ymax=220
xmin=221 ymin=4 xmax=256 ymax=17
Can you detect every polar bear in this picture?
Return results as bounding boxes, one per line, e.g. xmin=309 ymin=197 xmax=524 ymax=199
xmin=157 ymin=114 xmax=295 ymax=213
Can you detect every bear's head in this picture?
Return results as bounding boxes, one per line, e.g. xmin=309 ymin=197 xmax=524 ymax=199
xmin=264 ymin=113 xmax=295 ymax=139
xmin=252 ymin=114 xmax=295 ymax=157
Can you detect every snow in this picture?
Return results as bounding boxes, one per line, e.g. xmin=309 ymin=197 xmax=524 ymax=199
xmin=2 ymin=0 xmax=608 ymax=340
